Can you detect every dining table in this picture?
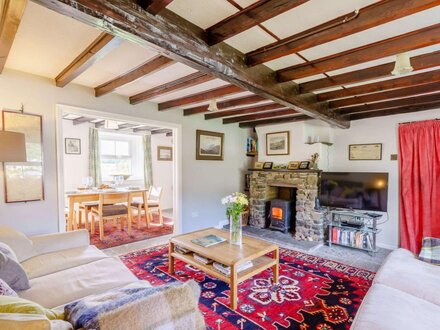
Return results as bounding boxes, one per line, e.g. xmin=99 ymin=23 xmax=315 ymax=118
xmin=65 ymin=188 xmax=149 ymax=231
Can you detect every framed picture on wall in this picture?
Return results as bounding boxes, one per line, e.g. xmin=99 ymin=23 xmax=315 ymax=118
xmin=349 ymin=143 xmax=382 ymax=160
xmin=196 ymin=129 xmax=224 ymax=161
xmin=266 ymin=131 xmax=290 ymax=155
xmin=2 ymin=111 xmax=44 ymax=203
xmin=157 ymin=146 xmax=173 ymax=161
xmin=65 ymin=138 xmax=81 ymax=155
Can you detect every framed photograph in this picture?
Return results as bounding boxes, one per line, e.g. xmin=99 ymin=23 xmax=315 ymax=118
xmin=196 ymin=130 xmax=224 ymax=161
xmin=266 ymin=131 xmax=290 ymax=156
xmin=2 ymin=111 xmax=44 ymax=203
xmin=254 ymin=161 xmax=264 ymax=169
xmin=65 ymin=138 xmax=81 ymax=155
xmin=349 ymin=143 xmax=382 ymax=160
xmin=299 ymin=161 xmax=310 ymax=169
xmin=157 ymin=146 xmax=173 ymax=161
xmin=263 ymin=162 xmax=273 ymax=170
xmin=288 ymin=161 xmax=300 ymax=170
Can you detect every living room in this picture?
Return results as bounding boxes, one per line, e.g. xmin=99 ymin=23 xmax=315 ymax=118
xmin=0 ymin=0 xmax=439 ymax=329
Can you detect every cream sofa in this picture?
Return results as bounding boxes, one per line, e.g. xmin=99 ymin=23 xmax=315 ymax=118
xmin=0 ymin=228 xmax=204 ymax=329
xmin=352 ymin=248 xmax=440 ymax=329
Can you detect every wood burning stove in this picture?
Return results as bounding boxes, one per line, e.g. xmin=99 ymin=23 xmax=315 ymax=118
xmin=269 ymin=199 xmax=294 ymax=233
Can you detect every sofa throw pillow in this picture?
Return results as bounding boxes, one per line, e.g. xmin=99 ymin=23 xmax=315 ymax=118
xmin=0 ymin=226 xmax=35 ymax=262
xmin=0 ymin=279 xmax=18 ymax=297
xmin=0 ymin=243 xmax=30 ymax=291
xmin=65 ymin=280 xmax=204 ymax=330
xmin=419 ymin=237 xmax=440 ymax=265
xmin=0 ymin=296 xmax=63 ymax=320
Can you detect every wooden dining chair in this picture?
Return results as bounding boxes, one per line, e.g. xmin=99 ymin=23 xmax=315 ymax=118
xmin=79 ymin=201 xmax=99 ymax=232
xmin=129 ymin=190 xmax=149 ymax=229
xmin=91 ymin=192 xmax=133 ymax=240
xmin=147 ymin=186 xmax=163 ymax=225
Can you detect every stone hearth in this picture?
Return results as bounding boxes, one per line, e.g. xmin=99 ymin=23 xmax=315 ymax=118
xmin=249 ymin=170 xmax=325 ymax=242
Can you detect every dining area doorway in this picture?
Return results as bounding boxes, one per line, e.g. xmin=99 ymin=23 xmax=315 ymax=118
xmin=58 ymin=106 xmax=177 ymax=249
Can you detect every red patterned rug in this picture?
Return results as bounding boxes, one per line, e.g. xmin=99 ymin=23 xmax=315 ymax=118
xmin=121 ymin=245 xmax=374 ymax=329
xmin=90 ymin=215 xmax=173 ymax=249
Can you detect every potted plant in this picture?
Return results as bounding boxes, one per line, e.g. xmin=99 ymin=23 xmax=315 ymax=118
xmin=222 ymin=192 xmax=249 ymax=245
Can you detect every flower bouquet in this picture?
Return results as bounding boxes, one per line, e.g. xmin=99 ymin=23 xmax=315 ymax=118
xmin=222 ymin=192 xmax=249 ymax=245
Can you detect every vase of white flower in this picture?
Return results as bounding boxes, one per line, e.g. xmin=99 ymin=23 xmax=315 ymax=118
xmin=222 ymin=192 xmax=248 ymax=246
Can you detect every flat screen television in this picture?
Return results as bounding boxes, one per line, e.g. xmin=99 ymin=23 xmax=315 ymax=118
xmin=320 ymin=172 xmax=389 ymax=212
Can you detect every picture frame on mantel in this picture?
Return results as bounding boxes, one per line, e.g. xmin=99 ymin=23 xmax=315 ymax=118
xmin=266 ymin=131 xmax=290 ymax=156
xmin=2 ymin=111 xmax=44 ymax=203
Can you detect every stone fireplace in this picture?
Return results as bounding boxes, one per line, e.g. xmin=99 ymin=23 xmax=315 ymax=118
xmin=249 ymin=170 xmax=325 ymax=242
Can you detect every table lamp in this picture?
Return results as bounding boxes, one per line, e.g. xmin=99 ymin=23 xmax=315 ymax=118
xmin=0 ymin=131 xmax=27 ymax=162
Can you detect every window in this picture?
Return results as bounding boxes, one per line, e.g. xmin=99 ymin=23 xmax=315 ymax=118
xmin=99 ymin=132 xmax=144 ymax=182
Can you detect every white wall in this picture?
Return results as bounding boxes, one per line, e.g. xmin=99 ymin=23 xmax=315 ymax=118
xmin=62 ymin=119 xmax=91 ymax=192
xmin=255 ymin=120 xmax=333 ymax=170
xmin=0 ymin=69 xmax=247 ymax=235
xmin=151 ymin=133 xmax=173 ymax=210
xmin=329 ymin=108 xmax=440 ymax=249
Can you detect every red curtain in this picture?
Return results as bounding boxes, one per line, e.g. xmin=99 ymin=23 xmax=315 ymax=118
xmin=399 ymin=119 xmax=440 ymax=253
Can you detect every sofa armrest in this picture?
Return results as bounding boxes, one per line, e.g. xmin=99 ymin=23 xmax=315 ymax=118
xmin=30 ymin=230 xmax=90 ymax=256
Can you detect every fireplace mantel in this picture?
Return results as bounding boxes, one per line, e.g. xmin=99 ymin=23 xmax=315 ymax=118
xmin=248 ymin=169 xmax=322 ymax=173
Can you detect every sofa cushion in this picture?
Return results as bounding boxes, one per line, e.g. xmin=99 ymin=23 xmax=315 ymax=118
xmin=0 ymin=226 xmax=35 ymax=262
xmin=418 ymin=237 xmax=440 ymax=265
xmin=21 ymin=245 xmax=108 ymax=280
xmin=0 ymin=296 xmax=63 ymax=320
xmin=0 ymin=243 xmax=30 ymax=291
xmin=373 ymin=248 xmax=440 ymax=306
xmin=19 ymin=257 xmax=138 ymax=309
xmin=351 ymin=284 xmax=440 ymax=330
xmin=64 ymin=280 xmax=204 ymax=330
xmin=0 ymin=279 xmax=18 ymax=297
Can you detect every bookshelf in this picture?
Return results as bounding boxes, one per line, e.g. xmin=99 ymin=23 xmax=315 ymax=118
xmin=328 ymin=210 xmax=381 ymax=255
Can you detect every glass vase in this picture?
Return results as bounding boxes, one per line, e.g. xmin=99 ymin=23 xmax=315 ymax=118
xmin=230 ymin=214 xmax=242 ymax=246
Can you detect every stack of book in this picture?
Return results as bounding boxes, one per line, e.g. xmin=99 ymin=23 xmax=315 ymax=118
xmin=174 ymin=245 xmax=190 ymax=254
xmin=331 ymin=227 xmax=373 ymax=250
xmin=193 ymin=253 xmax=213 ymax=265
xmin=213 ymin=261 xmax=253 ymax=276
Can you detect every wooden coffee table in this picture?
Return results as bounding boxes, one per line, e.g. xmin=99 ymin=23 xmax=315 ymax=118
xmin=169 ymin=227 xmax=279 ymax=310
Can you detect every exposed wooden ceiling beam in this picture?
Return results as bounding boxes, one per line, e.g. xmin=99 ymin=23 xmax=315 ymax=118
xmin=300 ymin=50 xmax=440 ymax=93
xmin=239 ymin=114 xmax=310 ymax=127
xmin=246 ymin=0 xmax=440 ymax=66
xmin=158 ymin=84 xmax=242 ymax=110
xmin=55 ymin=33 xmax=120 ymax=87
xmin=0 ymin=0 xmax=27 ymax=73
xmin=324 ymin=70 xmax=440 ymax=103
xmin=224 ymin=108 xmax=296 ymax=124
xmin=117 ymin=123 xmax=138 ymax=129
xmin=336 ymin=92 xmax=440 ymax=115
xmin=95 ymin=55 xmax=174 ymax=97
xmin=207 ymin=0 xmax=308 ymax=45
xmin=130 ymin=72 xmax=213 ymax=105
xmin=34 ymin=0 xmax=347 ymax=128
xmin=151 ymin=128 xmax=172 ymax=134
xmin=94 ymin=120 xmax=105 ymax=128
xmin=329 ymin=81 xmax=440 ymax=109
xmin=277 ymin=23 xmax=440 ymax=82
xmin=137 ymin=0 xmax=173 ymax=15
xmin=205 ymin=102 xmax=283 ymax=119
xmin=72 ymin=116 xmax=93 ymax=125
xmin=132 ymin=126 xmax=156 ymax=132
xmin=348 ymin=101 xmax=440 ymax=120
xmin=165 ymin=131 xmax=172 ymax=137
xmin=184 ymin=95 xmax=266 ymax=116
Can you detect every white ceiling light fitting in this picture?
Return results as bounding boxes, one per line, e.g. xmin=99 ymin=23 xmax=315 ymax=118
xmin=391 ymin=53 xmax=413 ymax=76
xmin=104 ymin=120 xmax=119 ymax=129
xmin=207 ymin=99 xmax=219 ymax=112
